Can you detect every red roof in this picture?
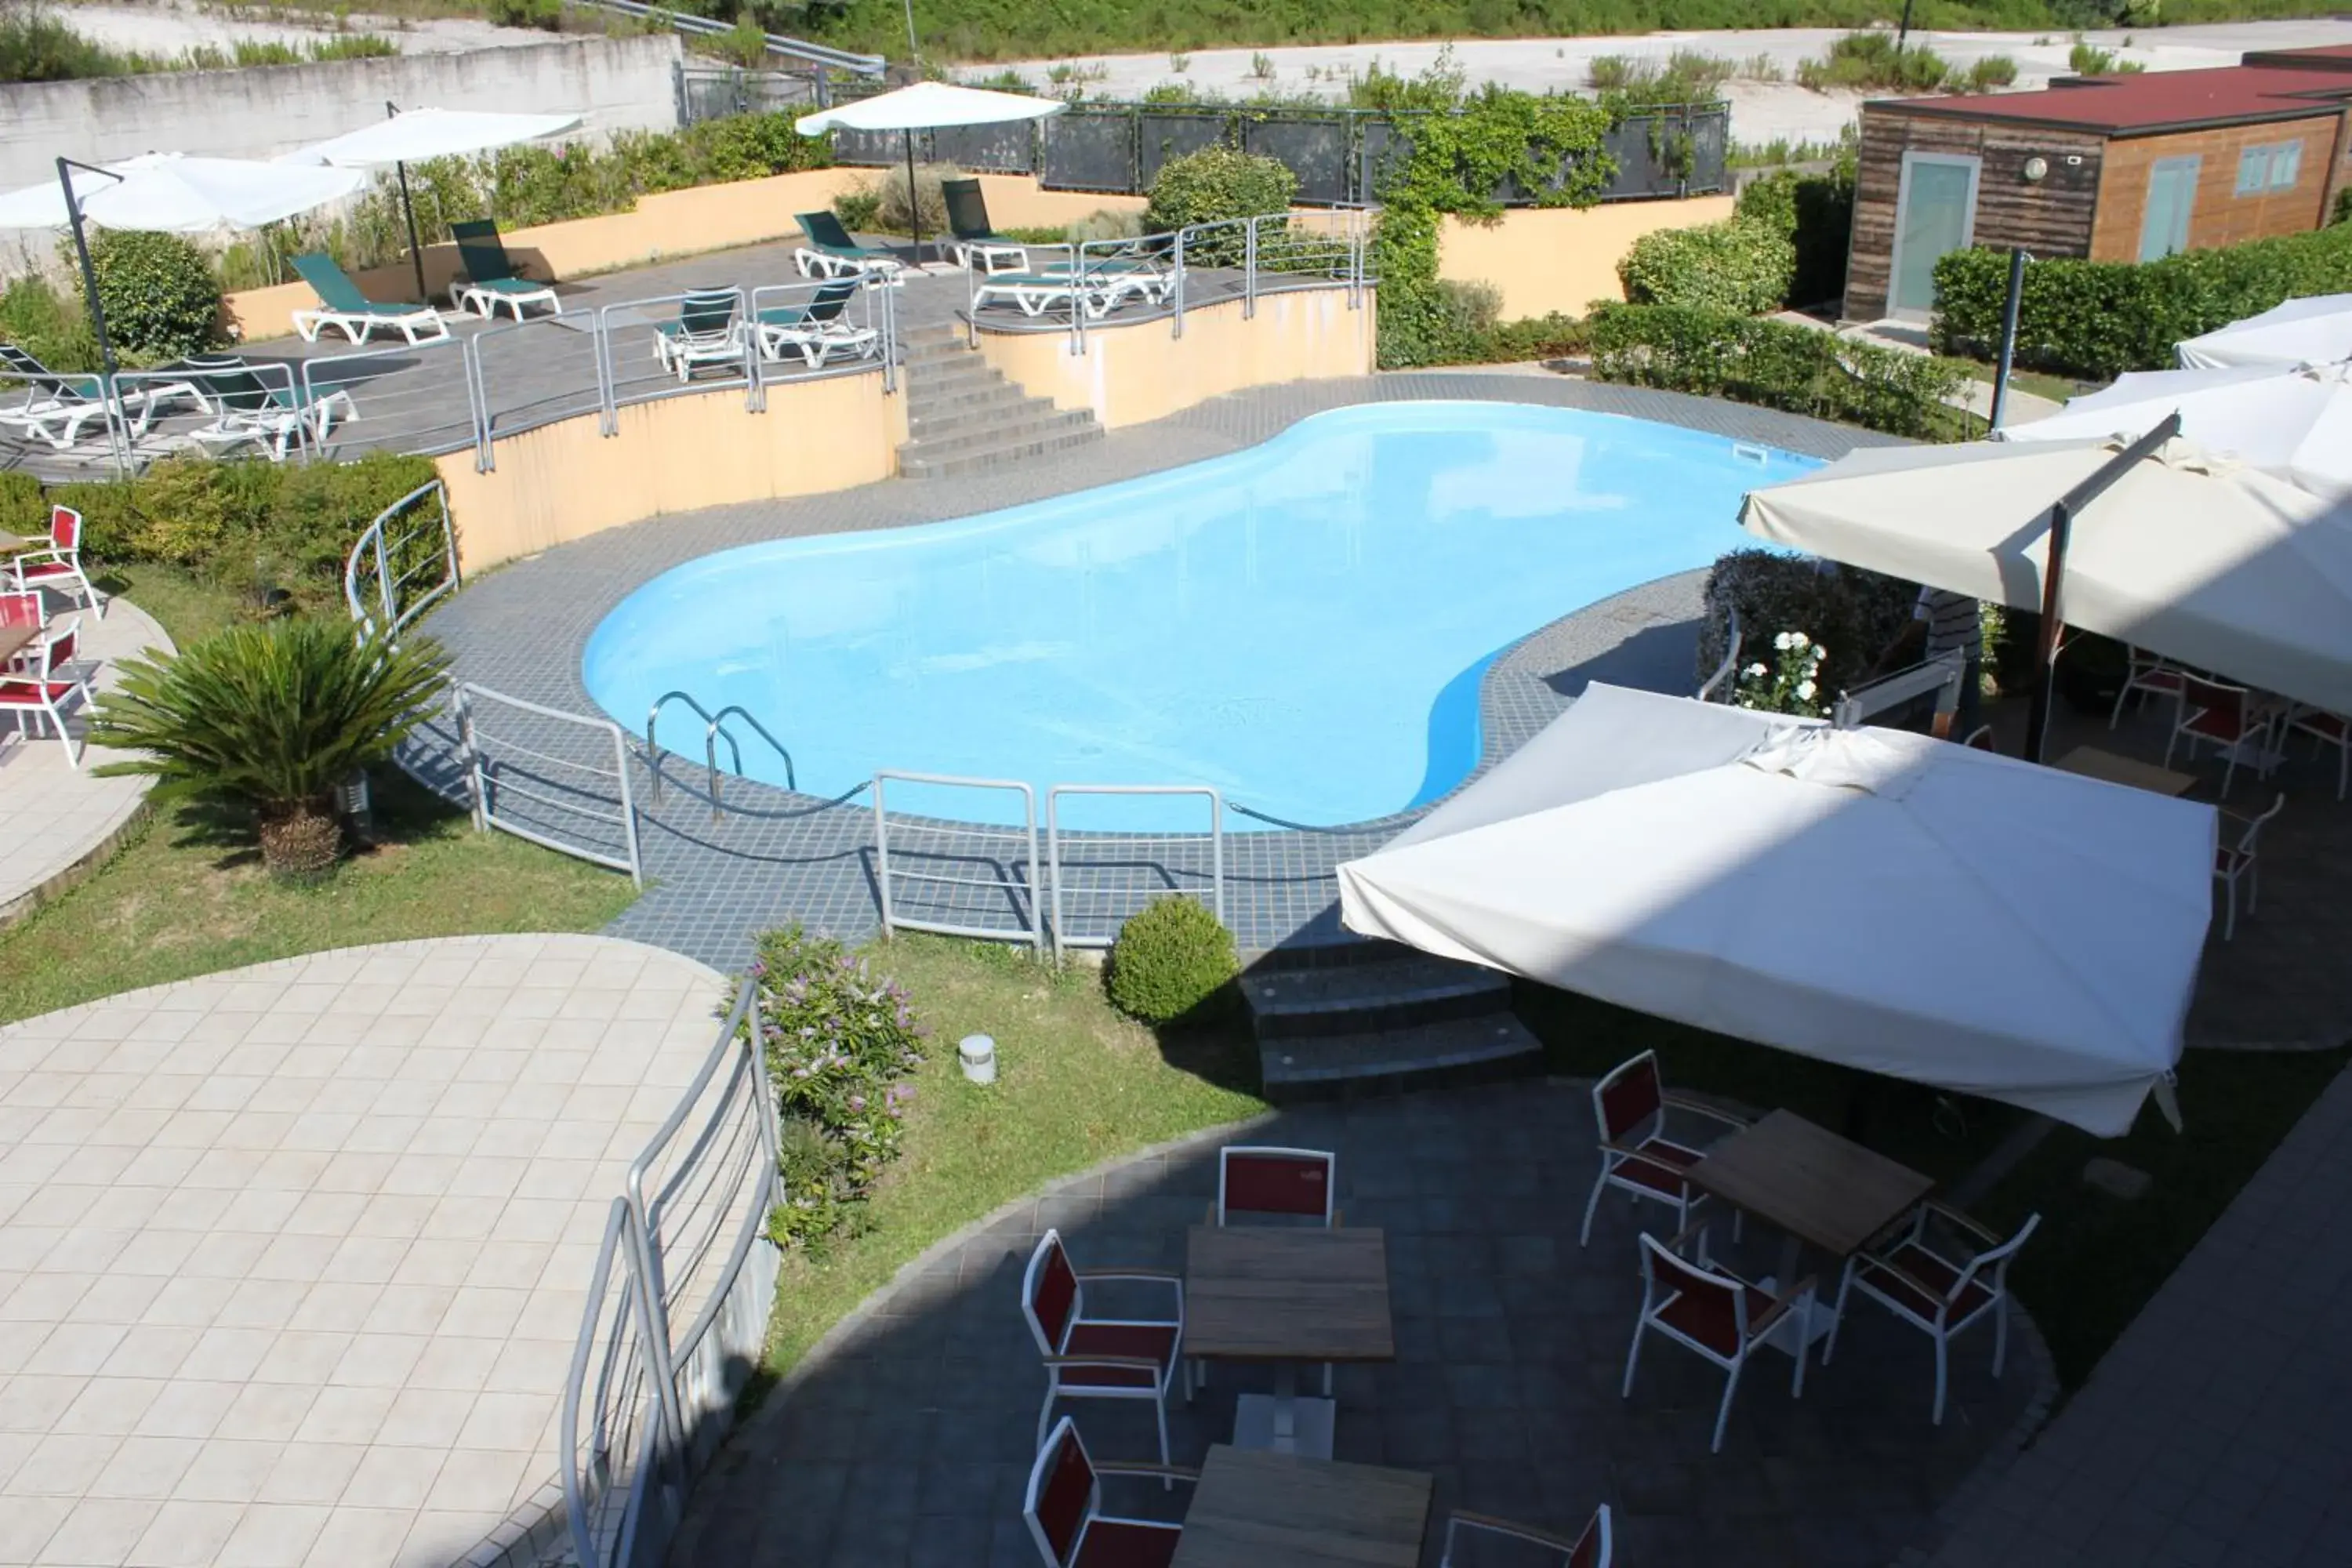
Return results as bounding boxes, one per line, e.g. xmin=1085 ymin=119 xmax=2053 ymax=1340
xmin=1873 ymin=65 xmax=2352 ymax=135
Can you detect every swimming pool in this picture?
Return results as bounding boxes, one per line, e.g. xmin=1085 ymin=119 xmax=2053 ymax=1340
xmin=583 ymin=401 xmax=1817 ymax=830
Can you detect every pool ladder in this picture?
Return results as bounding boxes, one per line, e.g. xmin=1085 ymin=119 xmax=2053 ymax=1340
xmin=645 ymin=690 xmax=797 ymax=817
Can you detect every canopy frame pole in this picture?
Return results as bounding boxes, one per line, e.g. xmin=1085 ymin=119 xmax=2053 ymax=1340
xmin=2024 ymin=412 xmax=2182 ymax=764
xmin=1988 ymin=247 xmax=2030 ymax=433
xmin=387 ymin=100 xmax=432 ymax=304
xmin=902 ymin=128 xmax=922 ymax=268
xmin=56 ymin=156 xmax=129 ymax=477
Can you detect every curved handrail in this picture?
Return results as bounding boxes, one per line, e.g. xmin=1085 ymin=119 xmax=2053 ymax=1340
xmin=343 ymin=479 xmax=458 ymax=645
xmin=645 ymin=690 xmax=797 ymax=811
xmin=707 ymin=704 xmax=797 ymax=794
xmin=1697 ymin=607 xmax=1743 ymax=703
xmin=646 ymin=690 xmax=733 ymax=809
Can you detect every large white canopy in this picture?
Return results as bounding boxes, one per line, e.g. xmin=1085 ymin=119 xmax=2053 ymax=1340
xmin=0 ymin=152 xmax=361 ymax=233
xmin=1740 ymin=435 xmax=2352 ymax=716
xmin=284 ymin=107 xmax=583 ymax=169
xmin=2176 ymin=293 xmax=2352 ymax=369
xmin=795 ymin=80 xmax=1068 ymax=136
xmin=1338 ymin=684 xmax=2214 ymax=1136
xmin=2001 ymin=360 xmax=2352 ymax=500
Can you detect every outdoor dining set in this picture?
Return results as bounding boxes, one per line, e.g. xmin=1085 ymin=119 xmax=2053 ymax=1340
xmin=0 ymin=504 xmax=101 ymax=768
xmin=1015 ymin=1054 xmax=2036 ymax=1566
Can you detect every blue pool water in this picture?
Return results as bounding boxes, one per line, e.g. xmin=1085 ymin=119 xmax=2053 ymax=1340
xmin=583 ymin=401 xmax=1817 ymax=830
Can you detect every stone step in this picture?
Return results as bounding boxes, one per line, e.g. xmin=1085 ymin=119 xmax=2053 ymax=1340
xmin=901 ymin=407 xmax=1098 ymax=463
xmin=908 ymin=395 xmax=1068 ymax=444
xmin=905 ymin=337 xmax=979 ymax=367
xmin=1258 ymin=1014 xmax=1546 ymax=1103
xmin=898 ymin=420 xmax=1105 ymax=478
xmin=907 ymin=358 xmax=1004 ymax=395
xmin=909 ymin=379 xmax=1025 ymax=419
xmin=1240 ymin=955 xmax=1513 ymax=1040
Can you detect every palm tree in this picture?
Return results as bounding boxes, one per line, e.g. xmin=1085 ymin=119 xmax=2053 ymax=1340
xmin=91 ymin=620 xmax=450 ymax=879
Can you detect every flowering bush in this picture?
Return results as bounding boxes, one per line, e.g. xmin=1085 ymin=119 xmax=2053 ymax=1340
xmin=1737 ymin=630 xmax=1830 ymax=717
xmin=743 ymin=927 xmax=927 ymax=1247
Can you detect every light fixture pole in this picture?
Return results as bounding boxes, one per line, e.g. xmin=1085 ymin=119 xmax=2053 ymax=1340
xmin=1896 ymin=0 xmax=1918 ymax=53
xmin=901 ymin=0 xmax=920 ymax=67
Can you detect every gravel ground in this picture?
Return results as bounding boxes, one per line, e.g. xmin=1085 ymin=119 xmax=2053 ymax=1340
xmin=53 ymin=0 xmax=560 ymax=57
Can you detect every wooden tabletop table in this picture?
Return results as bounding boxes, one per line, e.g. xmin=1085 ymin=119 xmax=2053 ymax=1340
xmin=1169 ymin=1444 xmax=1432 ymax=1568
xmin=2053 ymin=745 xmax=2198 ymax=797
xmin=1185 ymin=1225 xmax=1392 ymax=1458
xmin=1686 ymin=1109 xmax=1933 ymax=1346
xmin=0 ymin=532 xmax=27 ymax=554
xmin=0 ymin=621 xmax=35 ymax=667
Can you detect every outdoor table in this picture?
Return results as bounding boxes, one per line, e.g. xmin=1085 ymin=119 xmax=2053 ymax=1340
xmin=1686 ymin=1109 xmax=1933 ymax=1353
xmin=1169 ymin=1443 xmax=1432 ymax=1568
xmin=0 ymin=531 xmax=27 ymax=554
xmin=2054 ymin=745 xmax=2198 ymax=797
xmin=0 ymin=620 xmax=34 ymax=668
xmin=1184 ymin=1225 xmax=1392 ymax=1460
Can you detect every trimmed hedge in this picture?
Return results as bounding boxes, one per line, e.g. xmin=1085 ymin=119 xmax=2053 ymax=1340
xmin=1144 ymin=146 xmax=1296 ymax=265
xmin=1587 ymin=302 xmax=1976 ymax=441
xmin=1734 ymin=165 xmax=1856 ymax=309
xmin=1698 ymin=548 xmax=1920 ymax=707
xmin=89 ymin=229 xmax=220 ymax=361
xmin=0 ymin=452 xmax=441 ymax=616
xmin=1617 ymin=216 xmax=1795 ymax=314
xmin=1106 ymin=896 xmax=1240 ymax=1025
xmin=1932 ymin=223 xmax=2352 ymax=378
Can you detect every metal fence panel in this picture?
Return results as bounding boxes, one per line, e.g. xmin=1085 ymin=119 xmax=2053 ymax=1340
xmin=831 ymin=126 xmax=906 ymax=167
xmin=1357 ymin=117 xmax=1416 ymax=203
xmin=453 ymin=684 xmax=644 ymax=885
xmin=343 ymin=479 xmax=459 ymax=645
xmin=560 ymin=1200 xmax=681 ymax=1568
xmin=1243 ymin=117 xmax=1351 ymax=205
xmin=1040 ymin=109 xmax=1137 ymax=193
xmin=1046 ymin=786 xmax=1224 ymax=957
xmin=677 ymin=67 xmax=819 ymax=125
xmin=873 ymin=772 xmax=1043 ymax=948
xmin=1138 ymin=111 xmax=1232 ymax=188
xmin=932 ymin=120 xmax=1035 ymax=173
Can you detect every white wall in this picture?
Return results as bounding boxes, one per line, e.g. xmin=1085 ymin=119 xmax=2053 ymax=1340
xmin=0 ymin=34 xmax=683 ymax=194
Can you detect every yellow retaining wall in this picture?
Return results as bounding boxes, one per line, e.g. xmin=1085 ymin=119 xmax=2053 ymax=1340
xmin=223 ymin=171 xmax=1147 ymax=343
xmin=976 ymin=287 xmax=1375 ymax=430
xmin=434 ymin=372 xmax=906 ymax=574
xmin=1436 ymin=196 xmax=1738 ymax=320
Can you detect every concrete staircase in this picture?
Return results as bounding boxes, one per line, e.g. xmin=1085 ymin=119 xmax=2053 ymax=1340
xmin=897 ymin=323 xmax=1103 ymax=478
xmin=1239 ymin=946 xmax=1544 ymax=1103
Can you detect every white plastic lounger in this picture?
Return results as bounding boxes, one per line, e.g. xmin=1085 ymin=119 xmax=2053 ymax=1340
xmin=180 ymin=358 xmax=357 ymax=462
xmin=289 ymin=253 xmax=452 ymax=347
xmin=971 ymin=271 xmax=1155 ymax=320
xmin=0 ymin=346 xmax=205 ymax=449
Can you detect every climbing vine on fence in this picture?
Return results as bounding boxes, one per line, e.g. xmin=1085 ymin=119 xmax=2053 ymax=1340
xmin=1371 ymin=86 xmax=1616 ymax=369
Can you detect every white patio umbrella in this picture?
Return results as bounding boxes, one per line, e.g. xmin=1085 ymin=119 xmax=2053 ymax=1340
xmin=797 ymin=82 xmax=1068 ymax=264
xmin=1740 ymin=434 xmax=2352 ymax=717
xmin=2000 ymin=360 xmax=2352 ymax=500
xmin=1338 ymin=684 xmax=2214 ymax=1137
xmin=2176 ymin=293 xmax=2352 ymax=369
xmin=286 ymin=105 xmax=584 ymax=299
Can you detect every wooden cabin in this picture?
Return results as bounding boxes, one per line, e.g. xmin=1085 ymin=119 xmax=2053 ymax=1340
xmin=1843 ymin=45 xmax=2352 ymax=323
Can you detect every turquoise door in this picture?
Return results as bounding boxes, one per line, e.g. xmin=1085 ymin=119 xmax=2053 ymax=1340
xmin=1889 ymin=153 xmax=1980 ymax=319
xmin=2140 ymin=156 xmax=2201 ymax=261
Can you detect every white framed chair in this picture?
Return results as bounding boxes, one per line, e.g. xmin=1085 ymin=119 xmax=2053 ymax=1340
xmin=6 ymin=505 xmax=102 ymax=620
xmin=0 ymin=614 xmax=89 ymax=768
xmin=1824 ymin=1202 xmax=2040 ymax=1425
xmin=2111 ymin=645 xmax=2187 ymax=730
xmin=1024 ymin=1416 xmax=1192 ymax=1568
xmin=1580 ymin=1049 xmax=1748 ymax=1247
xmin=2212 ymin=793 xmax=2285 ymax=942
xmin=1441 ymin=1504 xmax=1610 ymax=1568
xmin=2165 ymin=673 xmax=2281 ymax=797
xmin=2285 ymin=707 xmax=2348 ymax=802
xmin=652 ymin=290 xmax=745 ymax=383
xmin=1623 ymin=1225 xmax=1812 ymax=1454
xmin=1022 ymin=1229 xmax=1188 ymax=1472
xmin=1215 ymin=1145 xmax=1336 ymax=1228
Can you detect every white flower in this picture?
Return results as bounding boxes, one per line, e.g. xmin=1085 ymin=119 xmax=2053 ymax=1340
xmin=1744 ymin=662 xmax=1769 ymax=678
xmin=1795 ymin=680 xmax=1817 ymax=700
xmin=1810 ymin=644 xmax=1828 ymax=662
xmin=1788 ymin=631 xmax=1811 ymax=649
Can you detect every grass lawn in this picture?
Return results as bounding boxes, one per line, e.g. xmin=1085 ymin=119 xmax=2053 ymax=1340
xmin=1962 ymin=360 xmax=2097 ymax=407
xmin=761 ymin=936 xmax=1264 ymax=1376
xmin=93 ymin=563 xmax=252 ymax=649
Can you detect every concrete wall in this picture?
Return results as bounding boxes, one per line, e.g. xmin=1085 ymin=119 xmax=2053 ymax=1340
xmin=434 ymin=370 xmax=906 ymax=574
xmin=977 ymin=287 xmax=1375 ymax=430
xmin=0 ymin=34 xmax=681 ymax=198
xmin=1436 ymin=197 xmax=1738 ymax=319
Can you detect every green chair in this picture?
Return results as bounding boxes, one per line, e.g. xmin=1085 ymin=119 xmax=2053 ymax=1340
xmin=289 ymin=253 xmax=451 ymax=347
xmin=792 ymin=210 xmax=904 ymax=282
xmin=942 ymin=178 xmax=1030 ymax=274
xmin=750 ymin=280 xmax=878 ymax=368
xmin=182 ymin=355 xmax=357 ymax=462
xmin=652 ymin=291 xmax=744 ymax=383
xmin=448 ymin=220 xmax=560 ymax=321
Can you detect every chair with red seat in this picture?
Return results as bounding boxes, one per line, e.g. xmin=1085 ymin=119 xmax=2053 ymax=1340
xmin=2164 ymin=673 xmax=2279 ymax=797
xmin=2110 ymin=645 xmax=2186 ymax=730
xmin=0 ymin=615 xmax=88 ymax=768
xmin=1822 ymin=1201 xmax=2039 ymax=1425
xmin=2285 ymin=707 xmax=2348 ymax=802
xmin=1214 ymin=1145 xmax=1336 ymax=1228
xmin=6 ymin=505 xmax=103 ymax=621
xmin=1623 ymin=1226 xmax=1813 ymax=1453
xmin=1023 ymin=1416 xmax=1192 ymax=1568
xmin=1580 ymin=1049 xmax=1749 ymax=1248
xmin=0 ymin=590 xmax=38 ymax=663
xmin=1441 ymin=1504 xmax=1611 ymax=1567
xmin=1022 ymin=1228 xmax=1188 ymax=1471
xmin=2212 ymin=793 xmax=2285 ymax=942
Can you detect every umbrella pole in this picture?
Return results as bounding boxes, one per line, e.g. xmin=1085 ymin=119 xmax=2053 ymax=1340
xmin=56 ymin=156 xmax=127 ymax=475
xmin=903 ymin=129 xmax=921 ymax=268
xmin=394 ymin=158 xmax=430 ymax=303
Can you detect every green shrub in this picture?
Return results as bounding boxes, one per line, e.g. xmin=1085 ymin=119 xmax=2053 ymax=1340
xmin=1432 ymin=278 xmax=1503 ymax=341
xmin=2068 ymin=40 xmax=2144 ymax=76
xmin=1588 ymin=301 xmax=1977 ymax=441
xmin=89 ymin=620 xmax=451 ymax=879
xmin=1144 ymin=146 xmax=1297 ymax=263
xmin=1796 ymin=32 xmax=1954 ymax=94
xmin=877 ymin=161 xmax=960 ymax=236
xmin=86 ymin=229 xmax=220 ymax=361
xmin=1933 ymin=223 xmax=2352 ymax=378
xmin=1698 ymin=548 xmax=1922 ymax=707
xmin=0 ymin=273 xmax=100 ymax=372
xmin=746 ymin=927 xmax=926 ymax=1247
xmin=1962 ymin=54 xmax=2020 ymax=90
xmin=1737 ymin=164 xmax=1857 ymax=308
xmin=1106 ymin=896 xmax=1240 ymax=1025
xmin=1460 ymin=311 xmax=1591 ymax=364
xmin=485 ymin=0 xmax=564 ymax=27
xmin=2336 ymin=187 xmax=2352 ymax=227
xmin=1617 ymin=216 xmax=1795 ymax=314
xmin=833 ymin=181 xmax=883 ymax=232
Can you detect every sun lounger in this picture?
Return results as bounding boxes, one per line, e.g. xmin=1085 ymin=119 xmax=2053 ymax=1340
xmin=0 ymin=343 xmax=205 ymax=449
xmin=942 ymin=178 xmax=1031 ymax=274
xmin=793 ymin=210 xmax=905 ymax=283
xmin=182 ymin=356 xmax=357 ymax=461
xmin=750 ymin=281 xmax=879 ymax=368
xmin=972 ymin=264 xmax=1162 ymax=320
xmin=652 ymin=291 xmax=745 ymax=382
xmin=448 ymin=220 xmax=560 ymax=321
xmin=289 ymin=253 xmax=452 ymax=347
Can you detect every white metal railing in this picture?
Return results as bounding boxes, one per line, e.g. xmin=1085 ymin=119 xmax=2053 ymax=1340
xmin=1696 ymin=608 xmax=1743 ymax=703
xmin=451 ymin=682 xmax=644 ymax=885
xmin=568 ymin=0 xmax=884 ymax=80
xmin=343 ymin=479 xmax=460 ymax=645
xmin=1832 ymin=649 xmax=1968 ymax=730
xmin=873 ymin=771 xmax=1044 ymax=949
xmin=1046 ymin=785 xmax=1225 ymax=959
xmin=645 ymin=689 xmax=800 ymax=814
xmin=560 ymin=979 xmax=779 ymax=1568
